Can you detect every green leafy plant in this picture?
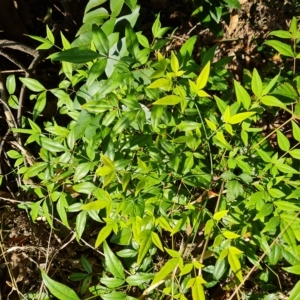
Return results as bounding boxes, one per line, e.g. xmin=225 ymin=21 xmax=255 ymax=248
xmin=4 ymin=0 xmax=300 ymax=299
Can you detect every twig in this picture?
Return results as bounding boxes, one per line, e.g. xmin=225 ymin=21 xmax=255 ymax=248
xmin=228 ymin=211 xmax=300 ymax=300
xmin=0 ymin=39 xmax=38 ymax=57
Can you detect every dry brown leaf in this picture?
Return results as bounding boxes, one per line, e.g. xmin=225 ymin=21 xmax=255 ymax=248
xmin=228 ymin=14 xmax=239 ymax=35
xmin=239 ymin=0 xmax=247 ymax=4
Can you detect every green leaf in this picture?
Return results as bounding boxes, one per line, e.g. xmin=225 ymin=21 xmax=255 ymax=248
xmin=148 ymin=78 xmax=171 ymax=89
xmin=82 ymin=199 xmax=110 ymax=210
xmin=292 ymin=121 xmax=300 ymax=142
xmin=288 ymin=280 xmax=300 ymax=300
xmin=25 ymin=162 xmax=48 ymax=178
xmin=223 ymin=231 xmax=240 ymax=240
xmin=73 ymin=162 xmax=90 ymax=183
xmin=41 ymin=270 xmax=80 ymax=300
xmin=262 ymin=72 xmax=280 ymax=96
xmin=83 ymin=7 xmax=109 ymax=23
xmin=40 ymin=137 xmax=69 ymax=152
xmin=192 ymin=276 xmax=206 ymax=300
xmin=137 ymin=229 xmax=152 ymax=265
xmin=264 ymin=40 xmax=295 ymax=57
xmin=228 ymin=250 xmax=243 ymax=282
xmin=33 ymin=91 xmax=47 ymax=121
xmin=254 ymin=204 xmax=273 ymax=220
xmin=289 ymin=17 xmax=298 ymax=36
xmin=283 ymin=264 xmax=300 ymax=275
xmin=269 ymin=30 xmax=293 ymax=39
xmin=92 ymin=24 xmax=109 ymax=55
xmin=228 ymin=112 xmax=256 ymax=124
xmin=276 ymin=163 xmax=300 ymax=174
xmin=274 ymin=201 xmax=300 ymax=211
xmin=151 ymin=258 xmax=178 ymax=285
xmin=196 ymin=61 xmax=210 ymax=90
xmin=6 ymin=74 xmax=16 ymax=94
xmin=170 ymin=51 xmax=179 ymax=74
xmin=20 ymin=78 xmax=45 ymax=92
xmin=152 ymin=13 xmax=161 ymax=37
xmin=256 ymin=148 xmax=272 ymax=162
xmin=213 ymin=210 xmax=229 ymax=221
xmin=277 ymin=130 xmax=290 ymax=151
xmin=251 ymin=68 xmax=263 ymax=97
xmin=82 ymin=99 xmax=113 ymax=113
xmin=290 ymin=149 xmax=300 ymax=160
xmin=125 ymin=22 xmax=139 ymax=57
xmin=126 ymin=274 xmax=154 ymax=286
xmin=85 ymin=0 xmax=107 ymax=13
xmin=95 ymin=224 xmax=113 ymax=248
xmin=103 ymin=241 xmax=125 ymax=279
xmin=153 ymin=95 xmax=183 ymax=105
xmin=87 ymin=58 xmax=107 ymax=87
xmin=234 ymin=80 xmax=251 ymax=109
xmin=151 ymin=231 xmax=164 ymax=251
xmin=46 ymin=25 xmax=55 ymax=44
xmin=110 ymin=0 xmax=124 ymax=17
xmin=112 ymin=110 xmax=137 ymax=136
xmin=260 ymin=95 xmax=286 ymax=108
xmin=100 ymin=277 xmax=125 ymax=289
xmin=101 ymin=291 xmax=126 ymax=300
xmin=262 ymin=216 xmax=280 ymax=233
xmin=49 ymin=47 xmax=101 ymax=63
xmin=73 ymin=182 xmax=96 ymax=194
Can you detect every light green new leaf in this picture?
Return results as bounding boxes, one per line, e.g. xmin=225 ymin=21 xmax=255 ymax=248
xmin=103 ymin=241 xmax=125 ymax=279
xmin=277 ymin=130 xmax=290 ymax=151
xmin=213 ymin=210 xmax=229 ymax=221
xmin=151 ymin=258 xmax=178 ymax=285
xmin=137 ymin=229 xmax=152 ymax=265
xmin=289 ymin=17 xmax=298 ymax=36
xmin=41 ymin=270 xmax=80 ymax=300
xmin=152 ymin=13 xmax=161 ymax=37
xmin=290 ymin=149 xmax=300 ymax=160
xmin=170 ymin=51 xmax=179 ymax=74
xmin=283 ymin=265 xmax=300 ymax=275
xmin=20 ymin=78 xmax=45 ymax=92
xmin=264 ymin=40 xmax=295 ymax=57
xmin=288 ymin=280 xmax=300 ymax=300
xmin=196 ymin=61 xmax=210 ymax=90
xmin=251 ymin=68 xmax=263 ymax=97
xmin=192 ymin=276 xmax=206 ymax=300
xmin=95 ymin=224 xmax=113 ymax=248
xmin=148 ymin=78 xmax=171 ymax=89
xmin=82 ymin=199 xmax=110 ymax=210
xmin=153 ymin=95 xmax=183 ymax=105
xmin=292 ymin=121 xmax=300 ymax=142
xmin=228 ymin=112 xmax=256 ymax=124
xmin=228 ymin=251 xmax=243 ymax=283
xmin=234 ymin=80 xmax=251 ymax=109
xmin=205 ymin=118 xmax=217 ymax=131
xmin=276 ymin=163 xmax=300 ymax=174
xmin=274 ymin=201 xmax=300 ymax=211
xmin=260 ymin=95 xmax=286 ymax=108
xmin=151 ymin=231 xmax=164 ymax=251
xmin=223 ymin=231 xmax=240 ymax=240
xmin=269 ymin=30 xmax=293 ymax=39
